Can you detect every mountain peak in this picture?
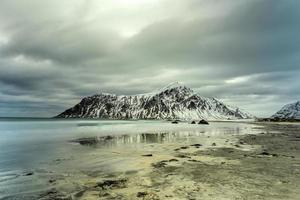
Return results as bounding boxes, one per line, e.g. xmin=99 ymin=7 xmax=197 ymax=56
xmin=162 ymin=81 xmax=184 ymax=89
xmin=158 ymin=82 xmax=192 ymax=92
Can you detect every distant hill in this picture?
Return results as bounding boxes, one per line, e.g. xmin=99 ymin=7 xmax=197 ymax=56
xmin=270 ymin=101 xmax=300 ymax=121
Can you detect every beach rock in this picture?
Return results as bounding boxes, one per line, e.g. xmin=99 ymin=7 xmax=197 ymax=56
xmin=142 ymin=154 xmax=153 ymax=157
xmin=191 ymin=121 xmax=196 ymax=124
xmin=39 ymin=189 xmax=72 ymax=200
xmin=72 ymin=135 xmax=115 ymax=146
xmin=137 ymin=192 xmax=148 ymax=198
xmin=188 ymin=159 xmax=200 ymax=162
xmin=174 ymin=146 xmax=189 ymax=151
xmin=24 ymin=172 xmax=34 ymax=176
xmin=49 ymin=178 xmax=56 ymax=183
xmin=190 ymin=144 xmax=202 ymax=148
xmin=175 ymin=154 xmax=191 ymax=159
xmin=282 ymin=155 xmax=295 ymax=158
xmin=73 ymin=137 xmax=99 ymax=145
xmin=152 ymin=160 xmax=168 ymax=168
xmin=257 ymin=151 xmax=279 ymax=157
xmin=260 ymin=151 xmax=270 ymax=156
xmin=137 ymin=192 xmax=160 ymax=200
xmin=198 ymin=119 xmax=209 ymax=125
xmin=171 ymin=121 xmax=178 ymax=124
xmin=180 ymin=146 xmax=189 ymax=149
xmin=74 ymin=190 xmax=86 ymax=198
xmin=96 ymin=178 xmax=127 ymax=190
xmin=103 ymin=135 xmax=113 ymax=140
xmin=212 ymin=143 xmax=217 ymax=146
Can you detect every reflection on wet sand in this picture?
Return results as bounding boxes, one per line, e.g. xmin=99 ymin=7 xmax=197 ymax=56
xmin=72 ymin=133 xmax=188 ymax=147
xmin=71 ymin=126 xmax=254 ymax=148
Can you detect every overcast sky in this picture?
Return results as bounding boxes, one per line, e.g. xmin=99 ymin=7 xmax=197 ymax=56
xmin=0 ymin=0 xmax=299 ymax=118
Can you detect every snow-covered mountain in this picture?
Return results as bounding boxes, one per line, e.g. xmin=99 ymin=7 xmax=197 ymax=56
xmin=56 ymin=82 xmax=253 ymax=120
xmin=271 ymin=101 xmax=300 ymax=120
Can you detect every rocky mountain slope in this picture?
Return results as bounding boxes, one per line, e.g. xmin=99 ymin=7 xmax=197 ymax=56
xmin=56 ymin=82 xmax=253 ymax=120
xmin=271 ymin=101 xmax=300 ymax=120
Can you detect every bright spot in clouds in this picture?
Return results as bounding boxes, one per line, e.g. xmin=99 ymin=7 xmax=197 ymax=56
xmin=118 ymin=0 xmax=158 ymax=6
xmin=225 ymin=76 xmax=252 ymax=84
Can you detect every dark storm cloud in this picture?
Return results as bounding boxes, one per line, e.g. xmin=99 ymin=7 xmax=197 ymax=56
xmin=0 ymin=0 xmax=299 ymax=117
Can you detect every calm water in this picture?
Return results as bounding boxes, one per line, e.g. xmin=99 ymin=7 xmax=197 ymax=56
xmin=0 ymin=118 xmax=261 ymax=199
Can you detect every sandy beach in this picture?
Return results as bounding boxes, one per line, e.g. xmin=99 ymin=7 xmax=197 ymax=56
xmin=8 ymin=121 xmax=295 ymax=200
xmin=0 ymin=121 xmax=300 ymax=200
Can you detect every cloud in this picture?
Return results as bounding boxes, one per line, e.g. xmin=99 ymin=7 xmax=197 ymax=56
xmin=0 ymin=0 xmax=299 ymax=117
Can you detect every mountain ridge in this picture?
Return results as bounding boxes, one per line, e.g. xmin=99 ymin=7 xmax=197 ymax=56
xmin=56 ymin=83 xmax=253 ymax=120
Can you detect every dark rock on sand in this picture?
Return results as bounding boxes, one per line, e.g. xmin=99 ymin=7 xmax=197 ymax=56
xmin=72 ymin=137 xmax=99 ymax=145
xmin=258 ymin=151 xmax=279 ymax=157
xmin=38 ymin=189 xmax=71 ymax=200
xmin=282 ymin=155 xmax=295 ymax=158
xmin=72 ymin=135 xmax=114 ymax=146
xmin=137 ymin=192 xmax=160 ymax=200
xmin=49 ymin=178 xmax=56 ymax=183
xmin=174 ymin=146 xmax=189 ymax=151
xmin=190 ymin=144 xmax=202 ymax=148
xmin=171 ymin=121 xmax=179 ymax=124
xmin=24 ymin=172 xmax=34 ymax=176
xmin=180 ymin=146 xmax=189 ymax=149
xmin=212 ymin=143 xmax=217 ymax=146
xmin=103 ymin=135 xmax=114 ymax=140
xmin=175 ymin=154 xmax=191 ymax=159
xmin=260 ymin=151 xmax=270 ymax=156
xmin=96 ymin=178 xmax=127 ymax=190
xmin=137 ymin=192 xmax=148 ymax=198
xmin=198 ymin=119 xmax=209 ymax=125
xmin=152 ymin=160 xmax=168 ymax=168
xmin=153 ymin=159 xmax=179 ymax=168
xmin=74 ymin=190 xmax=87 ymax=198
xmin=142 ymin=154 xmax=153 ymax=157
xmin=188 ymin=159 xmax=201 ymax=162
xmin=191 ymin=121 xmax=196 ymax=124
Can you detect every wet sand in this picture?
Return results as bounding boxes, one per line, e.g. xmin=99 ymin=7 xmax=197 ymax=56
xmin=34 ymin=122 xmax=300 ymax=200
xmin=1 ymin=121 xmax=299 ymax=200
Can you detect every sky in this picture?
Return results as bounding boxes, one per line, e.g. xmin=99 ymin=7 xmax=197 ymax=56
xmin=0 ymin=0 xmax=299 ymax=118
